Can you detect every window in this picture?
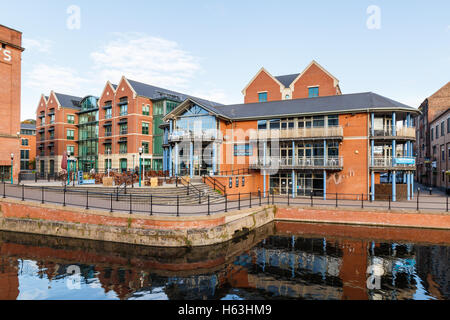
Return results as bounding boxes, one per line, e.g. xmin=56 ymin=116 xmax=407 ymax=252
xmin=313 ymin=116 xmax=325 ymax=128
xmin=120 ymin=104 xmax=128 ymax=116
xmin=258 ymin=92 xmax=268 ymax=102
xmin=234 ymin=144 xmax=252 ymax=156
xmin=67 ymin=129 xmax=75 ymax=140
xmin=104 ymin=144 xmax=112 ymax=154
xmin=442 ymin=122 xmax=445 ymax=136
xmin=105 ymin=126 xmax=112 ymax=137
xmin=308 ymin=87 xmax=319 ymax=98
xmin=119 ymin=143 xmax=127 ymax=154
xmin=105 ymin=108 xmax=112 ymax=119
xmin=142 ymin=142 xmax=149 ymax=154
xmin=229 ymin=178 xmax=233 ymax=189
xmin=143 ymin=104 xmax=150 ymax=116
xmin=67 ymin=145 xmax=75 ymax=155
xmin=20 ymin=150 xmax=30 ymax=170
xmin=120 ymin=124 xmax=128 ymax=135
xmin=433 ymin=146 xmax=437 ymax=154
xmin=21 ymin=139 xmax=28 ymax=146
xmin=257 ymin=120 xmax=267 ymax=130
xmin=328 ymin=115 xmax=339 ymax=127
xmin=281 ymin=118 xmax=295 ymax=130
xmin=436 ymin=125 xmax=439 ymax=139
xmin=142 ymin=122 xmax=149 ymax=135
xmin=236 ymin=177 xmax=239 ymax=188
xmin=67 ymin=115 xmax=75 ymax=124
xmin=269 ymin=119 xmax=280 ymax=130
xmin=448 ymin=118 xmax=450 ymax=133
xmin=431 ymin=128 xmax=434 ymax=141
xmin=242 ymin=177 xmax=245 ymax=187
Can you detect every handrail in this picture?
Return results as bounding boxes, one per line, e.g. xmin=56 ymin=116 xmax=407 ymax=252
xmin=213 ymin=168 xmax=251 ymax=176
xmin=203 ymin=175 xmax=226 ymax=195
xmin=177 ymin=176 xmax=203 ymax=198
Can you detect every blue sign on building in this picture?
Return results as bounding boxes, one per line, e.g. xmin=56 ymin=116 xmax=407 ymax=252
xmin=394 ymin=158 xmax=415 ymax=165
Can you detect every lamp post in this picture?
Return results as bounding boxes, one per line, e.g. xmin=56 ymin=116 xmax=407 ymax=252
xmin=139 ymin=147 xmax=143 ymax=187
xmin=106 ymin=149 xmax=111 ymax=178
xmin=67 ymin=152 xmax=71 ymax=185
xmin=10 ymin=153 xmax=14 ymax=184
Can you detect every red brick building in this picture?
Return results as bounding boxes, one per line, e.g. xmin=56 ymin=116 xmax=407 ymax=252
xmin=242 ymin=60 xmax=341 ymax=104
xmin=20 ymin=121 xmax=36 ymax=170
xmin=0 ymin=25 xmax=24 ymax=182
xmin=36 ymin=91 xmax=82 ymax=177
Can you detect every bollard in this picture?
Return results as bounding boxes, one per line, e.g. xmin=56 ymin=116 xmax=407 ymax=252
xmin=110 ymin=193 xmax=113 ymax=213
xmin=429 ymin=188 xmax=432 ymax=195
xmin=35 ymin=173 xmax=37 ymax=183
xmin=41 ymin=187 xmax=44 ymax=204
xmin=199 ymin=192 xmax=201 ymax=204
xmin=86 ymin=191 xmax=89 ymax=210
xmin=272 ymin=190 xmax=275 ymax=205
xmin=310 ymin=191 xmax=314 ymax=207
xmin=21 ymin=184 xmax=24 ymax=201
xmin=116 ymin=187 xmax=119 ymax=202
xmin=336 ymin=193 xmax=338 ymax=208
xmin=259 ymin=191 xmax=261 ymax=207
xmin=388 ymin=195 xmax=391 ymax=210
xmin=2 ymin=181 xmax=5 ymax=198
xmin=250 ymin=192 xmax=252 ymax=208
xmin=177 ymin=195 xmax=179 ymax=217
xmin=417 ymin=189 xmax=420 ymax=211
xmin=447 ymin=195 xmax=448 ymax=213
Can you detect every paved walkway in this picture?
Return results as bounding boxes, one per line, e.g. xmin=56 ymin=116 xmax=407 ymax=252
xmin=2 ymin=183 xmax=449 ymax=216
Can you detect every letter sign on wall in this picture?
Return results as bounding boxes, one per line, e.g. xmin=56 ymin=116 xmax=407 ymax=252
xmin=0 ymin=47 xmax=12 ymax=62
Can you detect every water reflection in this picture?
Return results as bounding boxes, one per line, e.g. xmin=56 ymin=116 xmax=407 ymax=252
xmin=0 ymin=222 xmax=448 ymax=300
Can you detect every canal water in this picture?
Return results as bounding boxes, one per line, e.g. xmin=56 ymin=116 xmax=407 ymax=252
xmin=0 ymin=222 xmax=448 ymax=300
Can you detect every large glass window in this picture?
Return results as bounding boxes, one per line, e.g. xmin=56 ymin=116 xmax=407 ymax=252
xmin=21 ymin=139 xmax=28 ymax=146
xmin=105 ymin=108 xmax=112 ymax=119
xmin=175 ymin=105 xmax=216 ymax=133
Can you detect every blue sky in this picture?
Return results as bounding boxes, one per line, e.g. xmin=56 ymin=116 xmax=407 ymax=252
xmin=1 ymin=0 xmax=449 ymax=120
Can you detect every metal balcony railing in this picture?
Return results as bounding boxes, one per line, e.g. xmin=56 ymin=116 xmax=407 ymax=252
xmin=370 ymin=157 xmax=416 ymax=168
xmin=255 ymin=126 xmax=344 ymax=140
xmin=169 ymin=131 xmax=217 ymax=142
xmin=371 ymin=127 xmax=416 ymax=139
xmin=250 ymin=156 xmax=343 ymax=169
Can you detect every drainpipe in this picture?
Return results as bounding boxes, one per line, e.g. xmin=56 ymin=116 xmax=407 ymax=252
xmin=392 ymin=112 xmax=397 ymax=202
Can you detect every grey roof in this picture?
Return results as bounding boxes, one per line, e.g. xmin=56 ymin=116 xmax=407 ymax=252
xmin=112 ymin=84 xmax=118 ymax=90
xmin=54 ymin=93 xmax=82 ymax=109
xmin=20 ymin=123 xmax=36 ymax=130
xmin=206 ymin=92 xmax=419 ymax=120
xmin=275 ymin=73 xmax=300 ymax=87
xmin=126 ymin=79 xmax=223 ymax=108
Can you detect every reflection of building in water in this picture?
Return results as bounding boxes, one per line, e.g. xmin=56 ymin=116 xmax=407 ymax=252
xmin=0 ymin=257 xmax=19 ymax=300
xmin=415 ymin=245 xmax=450 ymax=300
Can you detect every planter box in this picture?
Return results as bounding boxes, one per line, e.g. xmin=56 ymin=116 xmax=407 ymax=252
xmin=102 ymin=177 xmax=114 ymax=187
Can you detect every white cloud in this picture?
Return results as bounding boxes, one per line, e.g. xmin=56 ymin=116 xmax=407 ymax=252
xmin=90 ymin=33 xmax=201 ymax=89
xmin=25 ymin=64 xmax=90 ymax=94
xmin=22 ymin=38 xmax=53 ymax=53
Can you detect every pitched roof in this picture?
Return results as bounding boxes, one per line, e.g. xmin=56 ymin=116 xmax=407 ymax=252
xmin=54 ymin=93 xmax=82 ymax=109
xmin=126 ymin=78 xmax=223 ymax=108
xmin=209 ymin=92 xmax=419 ymax=120
xmin=275 ymin=73 xmax=300 ymax=87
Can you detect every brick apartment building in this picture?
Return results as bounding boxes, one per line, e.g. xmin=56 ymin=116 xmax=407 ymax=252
xmin=163 ymin=61 xmax=418 ymax=201
xmin=36 ymin=92 xmax=82 ymax=177
xmin=429 ymin=108 xmax=450 ymax=192
xmin=0 ymin=25 xmax=24 ymax=182
xmin=415 ymin=82 xmax=450 ymax=186
xmin=19 ymin=121 xmax=36 ymax=170
xmin=36 ymin=77 xmax=221 ymax=175
xmin=97 ymin=76 xmax=222 ymax=173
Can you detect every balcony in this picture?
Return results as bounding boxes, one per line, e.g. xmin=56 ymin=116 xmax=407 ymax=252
xmin=255 ymin=126 xmax=343 ymax=141
xmin=371 ymin=127 xmax=416 ymax=140
xmin=169 ymin=130 xmax=217 ymax=142
xmin=250 ymin=156 xmax=344 ymax=170
xmin=370 ymin=157 xmax=416 ymax=171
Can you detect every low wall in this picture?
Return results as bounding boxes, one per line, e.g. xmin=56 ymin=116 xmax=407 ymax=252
xmin=0 ymin=199 xmax=449 ymax=248
xmin=0 ymin=199 xmax=275 ymax=247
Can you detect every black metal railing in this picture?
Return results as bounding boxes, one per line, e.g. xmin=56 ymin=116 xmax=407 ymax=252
xmin=1 ymin=182 xmax=448 ymax=217
xmin=202 ymin=175 xmax=226 ymax=196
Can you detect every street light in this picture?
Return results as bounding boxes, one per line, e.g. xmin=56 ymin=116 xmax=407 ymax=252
xmin=67 ymin=151 xmax=71 ymax=185
xmin=106 ymin=149 xmax=111 ymax=178
xmin=139 ymin=147 xmax=143 ymax=187
xmin=10 ymin=153 xmax=14 ymax=184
